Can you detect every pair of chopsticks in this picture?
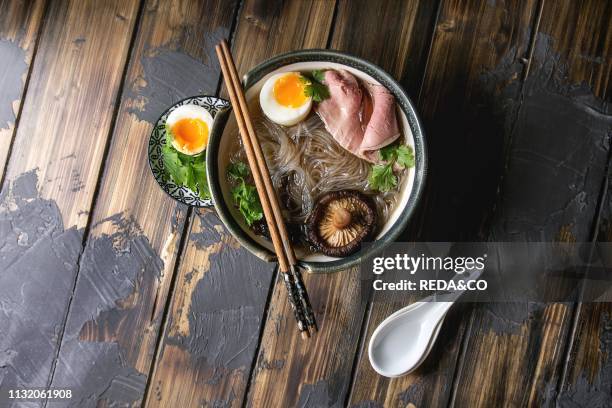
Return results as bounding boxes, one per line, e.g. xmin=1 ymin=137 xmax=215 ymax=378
xmin=215 ymin=40 xmax=317 ymax=338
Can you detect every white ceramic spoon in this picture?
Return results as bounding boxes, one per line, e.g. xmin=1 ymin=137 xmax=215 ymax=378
xmin=368 ymin=268 xmax=483 ymax=377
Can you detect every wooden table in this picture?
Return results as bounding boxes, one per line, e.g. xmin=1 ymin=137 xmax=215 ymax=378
xmin=0 ymin=0 xmax=610 ymax=406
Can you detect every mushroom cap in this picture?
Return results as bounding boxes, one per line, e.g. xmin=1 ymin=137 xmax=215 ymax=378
xmin=307 ymin=190 xmax=377 ymax=257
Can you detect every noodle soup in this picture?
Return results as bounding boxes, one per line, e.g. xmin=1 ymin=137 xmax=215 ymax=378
xmin=227 ymin=100 xmax=403 ymax=226
xmin=208 ymin=52 xmax=425 ymax=271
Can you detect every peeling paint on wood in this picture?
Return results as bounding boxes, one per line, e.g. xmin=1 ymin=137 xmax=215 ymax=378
xmin=167 ymin=214 xmax=272 ymax=370
xmin=452 ymin=1 xmax=612 ymax=404
xmin=3 ymin=0 xmax=140 ymax=231
xmin=0 ymin=0 xmax=46 ymax=181
xmin=297 ymin=378 xmax=344 ymax=408
xmin=397 ymin=380 xmax=425 ymax=407
xmin=560 ymin=309 xmax=612 ymax=406
xmin=459 ymin=32 xmax=610 ymax=334
xmin=166 ymin=235 xmax=272 ymax=370
xmin=0 ymin=39 xmax=27 ymax=130
xmin=489 ymin=34 xmax=611 ymax=244
xmin=147 ymin=211 xmax=275 ymax=407
xmin=350 ymin=401 xmax=384 ymax=408
xmin=125 ymin=32 xmax=226 ymax=124
xmin=0 ymin=171 xmax=82 ymax=407
xmin=47 ymin=214 xmax=164 ymax=406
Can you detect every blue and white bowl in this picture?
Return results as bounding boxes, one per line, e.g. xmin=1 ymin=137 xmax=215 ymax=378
xmin=148 ymin=95 xmax=230 ymax=207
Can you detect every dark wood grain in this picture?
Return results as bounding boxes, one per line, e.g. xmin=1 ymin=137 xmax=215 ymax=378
xmin=330 ymin=0 xmax=438 ymax=96
xmin=557 ymin=0 xmax=611 ymax=395
xmin=535 ymin=0 xmax=610 ymax=100
xmin=559 ymin=301 xmax=612 ymax=407
xmin=0 ymin=0 xmax=140 ymax=405
xmin=45 ymin=1 xmax=240 ymax=406
xmin=245 ymin=1 xmax=439 ymax=407
xmin=232 ymin=0 xmax=336 ymax=74
xmin=247 ymin=267 xmax=367 ymax=408
xmin=559 ymin=176 xmax=611 ymax=405
xmin=347 ymin=1 xmax=540 ymax=406
xmin=0 ymin=0 xmax=46 ymax=180
xmin=145 ymin=1 xmax=336 ymax=406
xmin=450 ymin=1 xmax=612 ymax=406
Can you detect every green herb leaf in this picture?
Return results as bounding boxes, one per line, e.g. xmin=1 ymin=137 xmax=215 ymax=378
xmin=377 ymin=144 xmax=415 ymax=168
xmin=227 ymin=162 xmax=263 ymax=226
xmin=369 ymin=163 xmax=397 ymax=192
xmin=312 ymin=69 xmax=325 ymax=83
xmin=162 ymin=143 xmax=187 ymax=183
xmin=185 ymin=165 xmax=197 ymax=192
xmin=227 ymin=161 xmax=250 ymax=181
xmin=300 ymin=71 xmax=330 ymax=102
xmin=231 ymin=182 xmax=263 ymax=226
xmin=370 ymin=144 xmax=414 ymax=192
xmin=305 ymin=81 xmax=330 ymax=102
xmin=191 ymin=160 xmax=210 ymax=198
xmin=395 ymin=144 xmax=415 ymax=169
xmin=379 ymin=144 xmax=399 ymax=162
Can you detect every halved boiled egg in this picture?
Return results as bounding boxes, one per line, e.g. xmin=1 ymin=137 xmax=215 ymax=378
xmin=259 ymin=72 xmax=312 ymax=126
xmin=166 ymin=104 xmax=213 ymax=155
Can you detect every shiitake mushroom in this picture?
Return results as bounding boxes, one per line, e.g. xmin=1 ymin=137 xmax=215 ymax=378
xmin=307 ymin=190 xmax=377 ymax=257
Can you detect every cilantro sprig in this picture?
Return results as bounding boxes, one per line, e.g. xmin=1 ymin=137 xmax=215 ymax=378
xmin=368 ymin=144 xmax=415 ymax=192
xmin=380 ymin=144 xmax=415 ymax=168
xmin=227 ymin=162 xmax=263 ymax=226
xmin=299 ymin=70 xmax=330 ymax=102
xmin=162 ymin=126 xmax=210 ymax=199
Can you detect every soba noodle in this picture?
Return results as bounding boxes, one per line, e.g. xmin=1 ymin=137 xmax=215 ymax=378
xmin=229 ymin=103 xmax=402 ymax=226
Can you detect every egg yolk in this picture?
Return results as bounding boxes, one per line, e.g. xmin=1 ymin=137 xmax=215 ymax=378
xmin=273 ymin=73 xmax=308 ymax=108
xmin=171 ymin=118 xmax=209 ymax=152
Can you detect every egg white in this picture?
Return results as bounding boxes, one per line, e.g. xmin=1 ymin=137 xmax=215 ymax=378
xmin=166 ymin=104 xmax=214 ymax=155
xmin=259 ymin=72 xmax=312 ymax=126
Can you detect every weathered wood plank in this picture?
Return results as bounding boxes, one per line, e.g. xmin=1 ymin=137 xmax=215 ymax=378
xmin=2 ymin=0 xmax=140 ymax=228
xmin=44 ymin=0 xmax=239 ymax=406
xmin=0 ymin=0 xmax=140 ymax=406
xmin=246 ymin=1 xmax=439 ymax=407
xmin=330 ymin=0 xmax=438 ymax=96
xmin=559 ymin=300 xmax=612 ymax=407
xmin=146 ymin=209 xmax=277 ymax=407
xmin=248 ymin=268 xmax=367 ymax=408
xmin=347 ymin=1 xmax=540 ymax=406
xmin=559 ymin=174 xmax=611 ymax=406
xmin=451 ymin=1 xmax=612 ymax=406
xmin=146 ymin=1 xmax=336 ymax=406
xmin=232 ymin=0 xmax=336 ymax=74
xmin=534 ymin=0 xmax=610 ymax=100
xmin=556 ymin=2 xmax=611 ymax=401
xmin=0 ymin=0 xmax=46 ymax=180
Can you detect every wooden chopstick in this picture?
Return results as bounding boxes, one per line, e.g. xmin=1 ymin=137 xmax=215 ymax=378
xmin=215 ymin=41 xmax=315 ymax=338
xmin=218 ymin=41 xmax=317 ymax=333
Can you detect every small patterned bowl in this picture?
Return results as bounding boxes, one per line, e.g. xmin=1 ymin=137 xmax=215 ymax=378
xmin=148 ymin=95 xmax=230 ymax=207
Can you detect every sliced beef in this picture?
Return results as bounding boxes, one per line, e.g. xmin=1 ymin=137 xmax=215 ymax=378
xmin=315 ymin=69 xmax=400 ymax=163
xmin=359 ymin=82 xmax=400 ymax=161
xmin=315 ymin=70 xmax=364 ymax=153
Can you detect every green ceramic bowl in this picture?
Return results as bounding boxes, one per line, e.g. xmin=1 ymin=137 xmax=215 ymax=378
xmin=207 ymin=50 xmax=427 ymax=273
